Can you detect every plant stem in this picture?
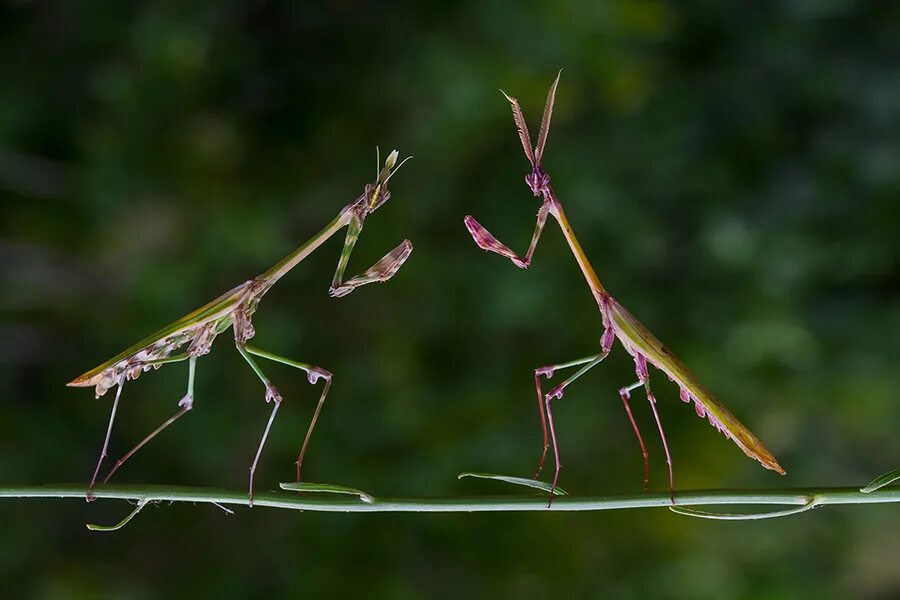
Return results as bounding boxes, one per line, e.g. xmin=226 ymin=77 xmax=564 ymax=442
xmin=1 ymin=484 xmax=898 ymax=513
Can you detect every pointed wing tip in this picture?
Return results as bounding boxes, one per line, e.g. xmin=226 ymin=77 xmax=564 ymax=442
xmin=499 ymin=89 xmax=515 ymax=103
xmin=68 ymin=370 xmax=100 ymax=388
xmin=759 ymin=454 xmax=786 ymax=475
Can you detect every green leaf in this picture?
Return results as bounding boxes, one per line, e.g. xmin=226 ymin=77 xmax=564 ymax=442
xmin=279 ymin=482 xmax=374 ymax=504
xmin=86 ymin=499 xmax=150 ymax=532
xmin=457 ymin=472 xmax=568 ymax=495
xmin=669 ymin=499 xmax=819 ymax=521
xmin=860 ymin=468 xmax=900 ymax=493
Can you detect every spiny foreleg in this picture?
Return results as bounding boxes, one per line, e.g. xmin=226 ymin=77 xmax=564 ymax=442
xmin=329 ymin=213 xmax=413 ymax=298
xmin=464 ymin=199 xmax=550 ymax=269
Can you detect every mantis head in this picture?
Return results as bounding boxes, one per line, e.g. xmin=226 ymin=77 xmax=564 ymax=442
xmin=525 ymin=168 xmax=551 ymax=197
xmin=366 ymin=148 xmax=412 ymax=213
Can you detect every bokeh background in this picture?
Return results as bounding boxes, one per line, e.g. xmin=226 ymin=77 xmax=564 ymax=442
xmin=2 ymin=0 xmax=899 ymax=597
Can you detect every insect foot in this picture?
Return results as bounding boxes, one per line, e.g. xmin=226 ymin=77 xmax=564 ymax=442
xmin=535 ymin=366 xmax=555 ymax=379
xmin=307 ymin=367 xmax=331 ymax=385
xmin=178 ymin=394 xmax=194 ymax=410
xmin=265 ymin=384 xmax=282 ymax=403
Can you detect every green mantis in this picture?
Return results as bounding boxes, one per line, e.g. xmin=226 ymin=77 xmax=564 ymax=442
xmin=69 ymin=149 xmax=413 ymax=505
xmin=465 ymin=72 xmax=785 ymax=501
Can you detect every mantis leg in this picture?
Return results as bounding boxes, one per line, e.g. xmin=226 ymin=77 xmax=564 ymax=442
xmin=618 ymin=380 xmax=650 ymax=492
xmin=633 ymin=354 xmax=675 ymax=503
xmin=464 ymin=199 xmax=550 ymax=269
xmin=236 ymin=343 xmax=282 ymax=506
xmin=533 ymin=352 xmax=608 ymax=479
xmin=245 ymin=345 xmax=332 ymax=483
xmin=101 ymin=356 xmax=197 ymax=486
xmin=543 ymin=351 xmax=609 ymax=502
xmin=87 ymin=381 xmax=124 ymax=502
xmin=329 ymin=214 xmax=413 ymax=298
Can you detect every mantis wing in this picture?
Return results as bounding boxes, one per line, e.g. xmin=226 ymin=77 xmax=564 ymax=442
xmin=607 ymin=297 xmax=786 ymax=475
xmin=68 ymin=281 xmax=249 ymax=390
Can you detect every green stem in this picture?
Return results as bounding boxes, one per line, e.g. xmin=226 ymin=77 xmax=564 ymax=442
xmin=1 ymin=484 xmax=898 ymax=513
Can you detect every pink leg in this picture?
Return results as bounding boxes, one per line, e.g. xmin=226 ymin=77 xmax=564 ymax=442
xmin=533 ymin=350 xmax=609 ymax=481
xmin=544 ymin=391 xmax=563 ymax=507
xmin=533 ymin=369 xmax=550 ymax=478
xmin=633 ymin=354 xmax=674 ymax=503
xmin=87 ymin=381 xmax=123 ymax=502
xmin=619 ymin=381 xmax=650 ymax=492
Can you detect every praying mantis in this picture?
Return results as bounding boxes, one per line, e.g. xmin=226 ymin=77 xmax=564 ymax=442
xmin=464 ymin=72 xmax=785 ymax=501
xmin=69 ymin=149 xmax=413 ymax=505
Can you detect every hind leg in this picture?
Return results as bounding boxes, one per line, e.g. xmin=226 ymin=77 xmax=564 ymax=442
xmin=101 ymin=356 xmax=197 ymax=486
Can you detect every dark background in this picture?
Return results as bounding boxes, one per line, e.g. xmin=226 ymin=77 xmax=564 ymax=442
xmin=1 ymin=0 xmax=899 ymax=597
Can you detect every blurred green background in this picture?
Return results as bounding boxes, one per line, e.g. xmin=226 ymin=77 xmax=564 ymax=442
xmin=1 ymin=0 xmax=899 ymax=597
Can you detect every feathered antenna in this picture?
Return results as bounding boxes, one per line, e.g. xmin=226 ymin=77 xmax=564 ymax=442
xmin=501 ymin=89 xmax=535 ymax=167
xmin=535 ymin=69 xmax=562 ymax=165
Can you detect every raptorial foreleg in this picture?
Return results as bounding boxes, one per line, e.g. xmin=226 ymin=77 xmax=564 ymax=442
xmin=464 ymin=199 xmax=550 ymax=269
xmin=328 ymin=213 xmax=413 ymax=298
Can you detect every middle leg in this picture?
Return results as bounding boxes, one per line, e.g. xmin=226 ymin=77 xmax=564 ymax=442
xmin=533 ymin=352 xmax=607 ymax=479
xmin=236 ymin=343 xmax=283 ymax=506
xmin=536 ymin=327 xmax=616 ymax=482
xmin=543 ymin=351 xmax=609 ymax=500
xmin=245 ymin=345 xmax=332 ymax=483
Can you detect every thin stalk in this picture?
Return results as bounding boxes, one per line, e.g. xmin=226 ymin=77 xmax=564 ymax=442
xmin=1 ymin=484 xmax=898 ymax=513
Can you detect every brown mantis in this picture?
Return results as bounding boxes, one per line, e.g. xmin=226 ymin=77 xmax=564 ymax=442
xmin=464 ymin=72 xmax=785 ymax=501
xmin=69 ymin=149 xmax=413 ymax=505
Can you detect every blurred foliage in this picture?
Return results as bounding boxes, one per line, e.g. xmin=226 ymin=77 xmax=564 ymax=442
xmin=1 ymin=0 xmax=899 ymax=597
